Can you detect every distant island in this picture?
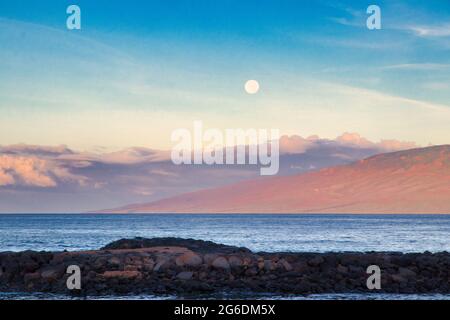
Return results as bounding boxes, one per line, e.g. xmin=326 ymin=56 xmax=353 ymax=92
xmin=97 ymin=145 xmax=450 ymax=214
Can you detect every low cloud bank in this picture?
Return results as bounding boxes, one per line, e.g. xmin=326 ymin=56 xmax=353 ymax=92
xmin=0 ymin=133 xmax=418 ymax=212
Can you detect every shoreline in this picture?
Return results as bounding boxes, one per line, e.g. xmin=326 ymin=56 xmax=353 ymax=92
xmin=2 ymin=213 xmax=450 ymax=215
xmin=1 ymin=237 xmax=449 ymax=296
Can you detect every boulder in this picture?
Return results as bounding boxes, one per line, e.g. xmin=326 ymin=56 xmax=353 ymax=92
xmin=24 ymin=272 xmax=41 ymax=283
xmin=40 ymin=267 xmax=63 ymax=282
xmin=228 ymin=256 xmax=243 ymax=268
xmin=245 ymin=267 xmax=258 ymax=276
xmin=204 ymin=254 xmax=219 ymax=266
xmin=264 ymin=260 xmax=274 ymax=271
xmin=212 ymin=257 xmax=230 ymax=270
xmin=257 ymin=260 xmax=265 ymax=270
xmin=102 ymin=237 xmax=251 ymax=254
xmin=399 ymin=267 xmax=416 ymax=278
xmin=391 ymin=274 xmax=407 ymax=283
xmin=107 ymin=257 xmax=122 ymax=267
xmin=175 ymin=252 xmax=203 ymax=267
xmin=176 ymin=271 xmax=194 ymax=280
xmin=308 ymin=256 xmax=324 ymax=267
xmin=124 ymin=265 xmax=140 ymax=271
xmin=23 ymin=261 xmax=40 ymax=273
xmin=102 ymin=270 xmax=142 ymax=279
xmin=124 ymin=255 xmax=142 ymax=266
xmin=142 ymin=257 xmax=155 ymax=271
xmin=337 ymin=264 xmax=349 ymax=274
xmin=153 ymin=259 xmax=173 ymax=272
xmin=279 ymin=259 xmax=293 ymax=271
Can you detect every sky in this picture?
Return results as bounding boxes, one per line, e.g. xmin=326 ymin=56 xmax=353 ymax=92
xmin=1 ymin=0 xmax=450 ymax=151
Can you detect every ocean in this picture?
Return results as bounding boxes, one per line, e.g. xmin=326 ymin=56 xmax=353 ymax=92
xmin=1 ymin=214 xmax=449 ymax=300
xmin=0 ymin=214 xmax=449 ymax=253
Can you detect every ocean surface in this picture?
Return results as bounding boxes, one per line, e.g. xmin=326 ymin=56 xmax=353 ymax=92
xmin=1 ymin=214 xmax=449 ymax=300
xmin=0 ymin=214 xmax=449 ymax=253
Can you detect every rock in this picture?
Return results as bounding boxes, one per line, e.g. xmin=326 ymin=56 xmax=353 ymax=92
xmin=1 ymin=237 xmax=449 ymax=296
xmin=264 ymin=260 xmax=273 ymax=271
xmin=279 ymin=259 xmax=293 ymax=271
xmin=107 ymin=257 xmax=121 ymax=267
xmin=242 ymin=257 xmax=253 ymax=267
xmin=142 ymin=257 xmax=155 ymax=271
xmin=41 ymin=267 xmax=63 ymax=281
xmin=348 ymin=265 xmax=364 ymax=274
xmin=124 ymin=255 xmax=142 ymax=266
xmin=204 ymin=254 xmax=219 ymax=266
xmin=257 ymin=260 xmax=265 ymax=270
xmin=391 ymin=274 xmax=406 ymax=283
xmin=245 ymin=267 xmax=258 ymax=276
xmin=399 ymin=267 xmax=416 ymax=278
xmin=176 ymin=271 xmax=194 ymax=280
xmin=153 ymin=261 xmax=164 ymax=272
xmin=124 ymin=265 xmax=139 ymax=271
xmin=292 ymin=261 xmax=307 ymax=273
xmin=212 ymin=257 xmax=230 ymax=270
xmin=175 ymin=252 xmax=203 ymax=267
xmin=308 ymin=256 xmax=324 ymax=267
xmin=102 ymin=271 xmax=142 ymax=279
xmin=23 ymin=261 xmax=40 ymax=273
xmin=24 ymin=272 xmax=41 ymax=283
xmin=93 ymin=257 xmax=108 ymax=269
xmin=337 ymin=264 xmax=349 ymax=274
xmin=228 ymin=256 xmax=243 ymax=268
xmin=295 ymin=282 xmax=312 ymax=293
xmin=153 ymin=259 xmax=173 ymax=272
xmin=102 ymin=237 xmax=251 ymax=254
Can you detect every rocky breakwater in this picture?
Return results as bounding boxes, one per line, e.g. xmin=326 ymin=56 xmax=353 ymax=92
xmin=0 ymin=237 xmax=449 ymax=296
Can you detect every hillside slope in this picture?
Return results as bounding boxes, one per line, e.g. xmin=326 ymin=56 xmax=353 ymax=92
xmin=101 ymin=145 xmax=450 ymax=214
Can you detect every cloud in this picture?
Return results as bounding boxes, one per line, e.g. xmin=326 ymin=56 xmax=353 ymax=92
xmin=150 ymin=169 xmax=179 ymax=177
xmin=279 ymin=133 xmax=417 ymax=155
xmin=329 ymin=17 xmax=362 ymax=28
xmin=0 ymin=145 xmax=90 ymax=188
xmin=408 ymin=24 xmax=450 ymax=37
xmin=0 ymin=168 xmax=15 ymax=186
xmin=97 ymin=148 xmax=171 ymax=165
xmin=57 ymin=148 xmax=171 ymax=168
xmin=0 ymin=145 xmax=171 ymax=189
xmin=0 ymin=155 xmax=57 ymax=187
xmin=279 ymin=135 xmax=318 ymax=154
xmin=0 ymin=144 xmax=73 ymax=156
xmin=0 ymin=137 xmax=420 ymax=212
xmin=381 ymin=63 xmax=450 ymax=71
xmin=329 ymin=83 xmax=450 ymax=113
xmin=0 ymin=135 xmax=407 ymax=191
xmin=336 ymin=133 xmax=417 ymax=151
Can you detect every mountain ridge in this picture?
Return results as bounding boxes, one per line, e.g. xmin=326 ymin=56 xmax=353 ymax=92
xmin=97 ymin=145 xmax=450 ymax=214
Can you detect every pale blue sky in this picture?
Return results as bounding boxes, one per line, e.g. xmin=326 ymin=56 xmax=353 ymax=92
xmin=1 ymin=0 xmax=450 ymax=150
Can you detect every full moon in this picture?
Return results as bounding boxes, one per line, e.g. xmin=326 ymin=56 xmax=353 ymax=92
xmin=244 ymin=80 xmax=260 ymax=94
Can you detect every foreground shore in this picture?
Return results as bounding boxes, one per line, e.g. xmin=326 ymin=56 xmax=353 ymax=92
xmin=0 ymin=237 xmax=449 ymax=296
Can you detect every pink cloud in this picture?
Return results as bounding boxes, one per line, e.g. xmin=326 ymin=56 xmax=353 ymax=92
xmin=377 ymin=139 xmax=418 ymax=152
xmin=280 ymin=133 xmax=417 ymax=155
xmin=0 ymin=144 xmax=72 ymax=156
xmin=0 ymin=168 xmax=15 ymax=186
xmin=336 ymin=132 xmax=418 ymax=151
xmin=58 ymin=147 xmax=170 ymax=165
xmin=0 ymin=155 xmax=57 ymax=187
xmin=336 ymin=132 xmax=374 ymax=148
xmin=279 ymin=135 xmax=316 ymax=154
